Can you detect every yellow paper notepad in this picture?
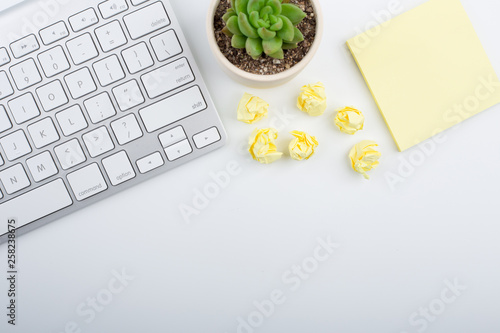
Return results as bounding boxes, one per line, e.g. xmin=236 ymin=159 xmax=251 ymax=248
xmin=347 ymin=0 xmax=500 ymax=151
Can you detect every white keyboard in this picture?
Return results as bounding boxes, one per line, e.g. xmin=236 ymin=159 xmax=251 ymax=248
xmin=0 ymin=0 xmax=226 ymax=241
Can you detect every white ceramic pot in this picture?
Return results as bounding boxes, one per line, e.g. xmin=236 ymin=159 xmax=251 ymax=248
xmin=206 ymin=0 xmax=324 ymax=88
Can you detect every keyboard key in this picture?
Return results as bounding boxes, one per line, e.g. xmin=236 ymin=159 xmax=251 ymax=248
xmin=0 ymin=130 xmax=32 ymax=161
xmin=27 ymin=117 xmax=60 ymax=149
xmin=38 ymin=46 xmax=71 ymax=78
xmin=150 ymin=30 xmax=182 ymax=62
xmin=159 ymin=126 xmax=186 ymax=148
xmin=0 ymin=179 xmax=72 ymax=235
xmin=40 ymin=21 xmax=70 ymax=45
xmin=136 ymin=152 xmax=163 ymax=174
xmin=164 ymin=139 xmax=192 ymax=161
xmin=36 ymin=80 xmax=69 ymax=111
xmin=193 ymin=127 xmax=221 ymax=149
xmin=102 ymin=151 xmax=135 ymax=186
xmin=95 ymin=20 xmax=127 ymax=53
xmin=0 ymin=105 xmax=12 ymax=133
xmin=93 ymin=55 xmax=125 ymax=86
xmin=122 ymin=42 xmax=154 ymax=74
xmin=54 ymin=139 xmax=86 ymax=170
xmin=84 ymin=92 xmax=116 ymax=123
xmin=66 ymin=33 xmax=99 ymax=65
xmin=111 ymin=114 xmax=143 ymax=145
xmin=67 ymin=163 xmax=107 ymax=201
xmin=56 ymin=105 xmax=88 ymax=136
xmin=82 ymin=126 xmax=115 ymax=158
xmin=112 ymin=79 xmax=144 ymax=111
xmin=139 ymin=86 xmax=207 ymax=132
xmin=0 ymin=154 xmax=3 ymax=166
xmin=69 ymin=8 xmax=99 ymax=32
xmin=10 ymin=58 xmax=42 ymax=90
xmin=0 ymin=164 xmax=30 ymax=194
xmin=131 ymin=0 xmax=149 ymax=6
xmin=26 ymin=151 xmax=58 ymax=182
xmin=141 ymin=57 xmax=194 ymax=99
xmin=0 ymin=48 xmax=11 ymax=66
xmin=65 ymin=67 xmax=97 ymax=99
xmin=0 ymin=71 xmax=14 ymax=100
xmin=99 ymin=0 xmax=129 ymax=19
xmin=123 ymin=2 xmax=170 ymax=40
xmin=8 ymin=93 xmax=40 ymax=124
xmin=10 ymin=34 xmax=39 ymax=58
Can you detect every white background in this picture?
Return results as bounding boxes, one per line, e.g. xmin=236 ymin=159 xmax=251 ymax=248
xmin=1 ymin=0 xmax=500 ymax=332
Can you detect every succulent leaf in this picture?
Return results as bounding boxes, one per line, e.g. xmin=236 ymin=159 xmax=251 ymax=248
xmin=257 ymin=19 xmax=270 ymax=28
xmin=270 ymin=17 xmax=283 ymax=31
xmin=262 ymin=36 xmax=282 ymax=55
xmin=291 ymin=26 xmax=304 ymax=43
xmin=258 ymin=27 xmax=277 ymax=40
xmin=248 ymin=0 xmax=265 ymax=13
xmin=281 ymin=3 xmax=307 ymax=25
xmin=238 ymin=12 xmax=259 ymax=38
xmin=249 ymin=11 xmax=260 ymax=28
xmin=223 ymin=8 xmax=236 ymax=23
xmin=260 ymin=6 xmax=273 ymax=18
xmin=227 ymin=15 xmax=243 ymax=36
xmin=222 ymin=26 xmax=233 ymax=37
xmin=246 ymin=38 xmax=264 ymax=59
xmin=269 ymin=15 xmax=278 ymax=25
xmin=282 ymin=42 xmax=297 ymax=49
xmin=268 ymin=49 xmax=284 ymax=59
xmin=235 ymin=0 xmax=249 ymax=14
xmin=266 ymin=0 xmax=281 ymax=15
xmin=232 ymin=35 xmax=247 ymax=49
xmin=277 ymin=15 xmax=294 ymax=41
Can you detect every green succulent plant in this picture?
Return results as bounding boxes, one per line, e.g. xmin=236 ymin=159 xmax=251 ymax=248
xmin=222 ymin=0 xmax=307 ymax=59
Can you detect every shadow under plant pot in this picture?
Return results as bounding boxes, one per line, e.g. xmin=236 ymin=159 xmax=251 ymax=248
xmin=207 ymin=0 xmax=324 ymax=88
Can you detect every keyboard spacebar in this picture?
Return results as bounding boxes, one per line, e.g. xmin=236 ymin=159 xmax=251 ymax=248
xmin=0 ymin=179 xmax=73 ymax=236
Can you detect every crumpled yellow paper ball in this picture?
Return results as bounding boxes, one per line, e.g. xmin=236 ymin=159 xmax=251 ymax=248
xmin=297 ymin=82 xmax=327 ymax=117
xmin=237 ymin=93 xmax=269 ymax=124
xmin=289 ymin=131 xmax=319 ymax=161
xmin=248 ymin=128 xmax=283 ymax=164
xmin=349 ymin=141 xmax=381 ymax=180
xmin=335 ymin=106 xmax=365 ymax=135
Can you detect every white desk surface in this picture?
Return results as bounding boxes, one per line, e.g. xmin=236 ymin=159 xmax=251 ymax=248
xmin=1 ymin=0 xmax=499 ymax=332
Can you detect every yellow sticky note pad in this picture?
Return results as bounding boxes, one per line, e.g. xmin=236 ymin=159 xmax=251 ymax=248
xmin=347 ymin=0 xmax=500 ymax=151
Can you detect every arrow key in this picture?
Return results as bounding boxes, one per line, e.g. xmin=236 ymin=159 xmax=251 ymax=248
xmin=136 ymin=152 xmax=164 ymax=174
xmin=159 ymin=126 xmax=186 ymax=148
xmin=193 ymin=127 xmax=221 ymax=149
xmin=164 ymin=139 xmax=192 ymax=162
